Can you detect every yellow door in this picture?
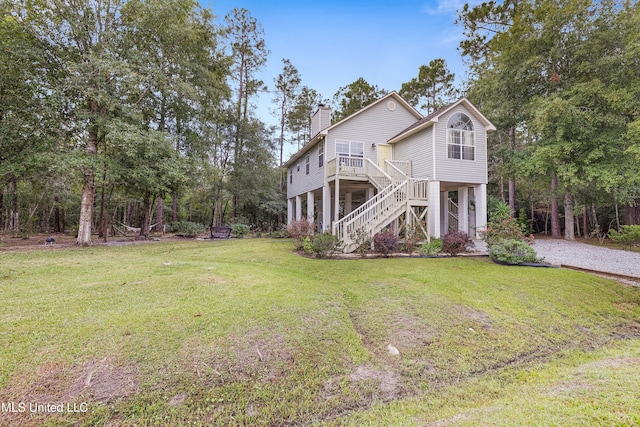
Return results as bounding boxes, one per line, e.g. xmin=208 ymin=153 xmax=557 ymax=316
xmin=377 ymin=144 xmax=392 ymax=169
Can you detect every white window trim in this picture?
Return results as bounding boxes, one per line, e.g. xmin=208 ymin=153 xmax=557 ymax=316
xmin=305 ymin=154 xmax=310 ymax=175
xmin=335 ymin=139 xmax=365 ymax=159
xmin=446 ymin=113 xmax=475 ymax=161
xmin=318 ymin=141 xmax=324 ymax=167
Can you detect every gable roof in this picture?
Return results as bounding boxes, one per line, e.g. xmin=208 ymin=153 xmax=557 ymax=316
xmin=284 ymin=92 xmax=422 ymax=168
xmin=387 ymin=97 xmax=496 ymax=144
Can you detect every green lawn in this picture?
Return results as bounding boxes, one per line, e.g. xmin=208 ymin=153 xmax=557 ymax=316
xmin=1 ymin=239 xmax=639 ymax=426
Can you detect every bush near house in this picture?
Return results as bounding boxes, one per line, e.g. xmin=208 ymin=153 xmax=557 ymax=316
xmin=489 ymin=239 xmax=539 ymax=264
xmin=442 ymin=231 xmax=474 ymax=256
xmin=374 ymin=231 xmax=400 ymax=256
xmin=419 ymin=238 xmax=442 ymax=256
xmin=608 ymin=225 xmax=640 ymax=247
xmin=286 ymin=219 xmax=315 ymax=250
xmin=481 ymin=202 xmax=527 ymax=247
xmin=350 ymin=227 xmax=373 ymax=258
xmin=310 ymin=232 xmax=342 ymax=258
xmin=481 ymin=201 xmax=538 ymax=262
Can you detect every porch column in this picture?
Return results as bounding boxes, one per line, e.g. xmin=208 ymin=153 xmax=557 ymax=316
xmin=306 ymin=191 xmax=315 ymax=223
xmin=366 ymin=187 xmax=375 ymax=200
xmin=458 ymin=186 xmax=469 ymax=233
xmin=295 ymin=195 xmax=302 ymax=221
xmin=334 ymin=178 xmax=340 ymax=226
xmin=344 ymin=192 xmax=352 ymax=215
xmin=429 ymin=181 xmax=441 ymax=238
xmin=441 ymin=191 xmax=449 ymax=234
xmin=322 ymin=185 xmax=331 ymax=232
xmin=474 ymin=183 xmax=487 ymax=239
xmin=287 ymin=198 xmax=294 ymax=224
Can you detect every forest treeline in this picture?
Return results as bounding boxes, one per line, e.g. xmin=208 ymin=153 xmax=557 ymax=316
xmin=1 ymin=0 xmax=639 ymax=243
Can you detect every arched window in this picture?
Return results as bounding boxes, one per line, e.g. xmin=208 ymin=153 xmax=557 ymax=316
xmin=447 ymin=113 xmax=475 ymax=160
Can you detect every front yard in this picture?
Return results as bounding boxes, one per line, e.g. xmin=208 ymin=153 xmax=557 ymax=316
xmin=0 ymin=239 xmax=638 ymax=426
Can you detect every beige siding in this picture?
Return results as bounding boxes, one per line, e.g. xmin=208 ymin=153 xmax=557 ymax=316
xmin=327 ymin=100 xmax=418 ymax=163
xmin=433 ymin=105 xmax=488 ymax=184
xmin=286 ymin=141 xmax=326 ymax=199
xmin=392 ymin=127 xmax=434 ymax=179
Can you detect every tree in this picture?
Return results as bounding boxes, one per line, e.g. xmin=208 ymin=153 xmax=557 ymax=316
xmin=399 ymin=59 xmax=457 ymax=114
xmin=331 ymin=77 xmax=386 ymax=123
xmin=224 ymin=8 xmax=269 ymax=217
xmin=272 ymin=58 xmax=301 ymax=192
xmin=288 ymin=87 xmax=328 ymax=148
xmin=107 ymin=123 xmax=186 ymax=238
xmin=0 ymin=5 xmax=63 ymax=233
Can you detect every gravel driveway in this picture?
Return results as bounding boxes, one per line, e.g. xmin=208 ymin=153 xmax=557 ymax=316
xmin=532 ymin=239 xmax=640 ymax=278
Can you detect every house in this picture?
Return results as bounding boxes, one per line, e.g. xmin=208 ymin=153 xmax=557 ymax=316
xmin=284 ymin=92 xmax=495 ymax=252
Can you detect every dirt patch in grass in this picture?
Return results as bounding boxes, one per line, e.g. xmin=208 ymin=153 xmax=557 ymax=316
xmin=0 ymin=358 xmax=138 ymax=426
xmin=349 ymin=364 xmax=402 ymax=401
xmin=1 ymin=358 xmax=138 ymax=404
xmin=180 ymin=330 xmax=296 ymax=386
xmin=451 ymin=304 xmax=494 ymax=331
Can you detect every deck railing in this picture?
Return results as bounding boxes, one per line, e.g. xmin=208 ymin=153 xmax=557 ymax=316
xmin=386 ymin=159 xmax=410 ymax=175
xmin=383 ymin=160 xmax=407 ymax=184
xmin=335 ymin=180 xmax=409 ymax=250
xmin=409 ymin=179 xmax=430 ymax=200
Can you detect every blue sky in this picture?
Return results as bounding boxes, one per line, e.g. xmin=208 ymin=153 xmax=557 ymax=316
xmin=202 ymin=0 xmax=477 ymax=133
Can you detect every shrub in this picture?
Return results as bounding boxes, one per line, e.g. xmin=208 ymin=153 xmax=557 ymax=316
xmin=442 ymin=231 xmax=474 ymax=256
xmin=169 ymin=221 xmax=205 ymax=237
xmin=419 ymin=239 xmax=442 ymax=256
xmin=231 ymin=223 xmax=250 ymax=238
xmin=302 ymin=236 xmax=313 ymax=255
xmin=609 ymin=225 xmax=640 ymax=247
xmin=482 ymin=201 xmax=536 ymax=249
xmin=373 ymin=231 xmax=399 ymax=257
xmin=401 ymin=224 xmax=422 ymax=254
xmin=310 ymin=233 xmax=342 ymax=258
xmin=286 ymin=219 xmax=315 ymax=250
xmin=489 ymin=239 xmax=539 ymax=264
xmin=350 ymin=227 xmax=372 ymax=257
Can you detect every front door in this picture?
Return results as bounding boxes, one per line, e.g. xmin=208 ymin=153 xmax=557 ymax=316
xmin=377 ymin=144 xmax=391 ymax=169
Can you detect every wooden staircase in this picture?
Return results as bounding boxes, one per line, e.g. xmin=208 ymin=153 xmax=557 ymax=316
xmin=333 ymin=160 xmax=428 ymax=253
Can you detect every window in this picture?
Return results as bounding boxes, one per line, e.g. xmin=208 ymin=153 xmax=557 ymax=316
xmin=335 ymin=139 xmax=364 ymax=167
xmin=318 ymin=141 xmax=324 ymax=167
xmin=297 ymin=162 xmax=300 ymax=172
xmin=289 ymin=168 xmax=292 ymax=184
xmin=447 ymin=113 xmax=475 ymax=160
xmin=305 ymin=154 xmax=310 ymax=175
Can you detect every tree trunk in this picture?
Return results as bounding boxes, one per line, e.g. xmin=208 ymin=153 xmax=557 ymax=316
xmin=139 ymin=193 xmax=151 ymax=239
xmin=550 ymin=177 xmax=561 ymax=238
xmin=582 ymin=206 xmax=588 ymax=238
xmin=508 ymin=126 xmax=516 ymax=216
xmin=0 ymin=188 xmax=4 ymax=232
xmin=508 ymin=178 xmax=516 ymax=217
xmin=98 ymin=183 xmax=106 ymax=238
xmin=77 ymin=167 xmax=95 ymax=244
xmin=61 ymin=205 xmax=66 ymax=234
xmin=53 ymin=196 xmax=61 ymax=233
xmin=564 ymin=192 xmax=575 ymax=241
xmin=126 ymin=200 xmax=134 ymax=226
xmin=590 ymin=204 xmax=599 ymax=233
xmin=156 ymin=197 xmax=163 ymax=233
xmin=77 ymin=109 xmax=100 ymax=246
xmin=172 ymin=193 xmax=178 ymax=223
xmin=9 ymin=179 xmax=19 ymax=233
